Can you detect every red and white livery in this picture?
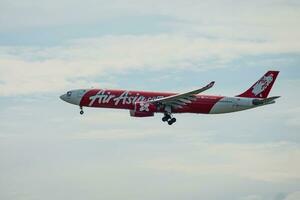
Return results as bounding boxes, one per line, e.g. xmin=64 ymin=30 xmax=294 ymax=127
xmin=60 ymin=71 xmax=280 ymax=125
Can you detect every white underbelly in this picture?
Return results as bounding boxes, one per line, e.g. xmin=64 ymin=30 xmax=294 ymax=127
xmin=209 ymin=97 xmax=254 ymax=114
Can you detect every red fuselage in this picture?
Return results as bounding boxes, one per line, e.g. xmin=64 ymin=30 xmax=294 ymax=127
xmin=79 ymin=89 xmax=224 ymax=114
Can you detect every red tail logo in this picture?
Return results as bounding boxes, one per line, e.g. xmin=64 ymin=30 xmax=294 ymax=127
xmin=238 ymin=71 xmax=279 ymax=98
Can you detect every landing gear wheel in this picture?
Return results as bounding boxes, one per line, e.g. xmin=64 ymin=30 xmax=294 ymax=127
xmin=171 ymin=118 xmax=176 ymax=123
xmin=168 ymin=118 xmax=176 ymax=125
xmin=162 ymin=115 xmax=170 ymax=122
xmin=80 ymin=106 xmax=84 ymax=115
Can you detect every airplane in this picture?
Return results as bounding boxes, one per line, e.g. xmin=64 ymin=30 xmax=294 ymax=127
xmin=60 ymin=71 xmax=280 ymax=125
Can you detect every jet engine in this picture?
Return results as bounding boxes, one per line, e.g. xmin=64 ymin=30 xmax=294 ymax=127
xmin=129 ymin=101 xmax=157 ymax=117
xmin=129 ymin=110 xmax=154 ymax=117
xmin=134 ymin=102 xmax=157 ymax=113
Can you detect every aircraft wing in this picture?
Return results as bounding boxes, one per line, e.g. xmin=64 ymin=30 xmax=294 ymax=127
xmin=148 ymin=81 xmax=215 ymax=109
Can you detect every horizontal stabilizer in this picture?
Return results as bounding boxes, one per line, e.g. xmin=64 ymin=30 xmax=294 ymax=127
xmin=252 ymin=96 xmax=281 ymax=106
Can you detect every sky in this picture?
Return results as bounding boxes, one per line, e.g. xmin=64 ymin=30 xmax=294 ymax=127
xmin=0 ymin=0 xmax=300 ymax=199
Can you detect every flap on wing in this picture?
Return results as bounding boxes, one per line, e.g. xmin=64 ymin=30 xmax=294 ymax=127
xmin=148 ymin=81 xmax=215 ymax=108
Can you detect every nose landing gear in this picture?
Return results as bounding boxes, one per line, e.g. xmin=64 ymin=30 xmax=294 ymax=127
xmin=80 ymin=106 xmax=84 ymax=115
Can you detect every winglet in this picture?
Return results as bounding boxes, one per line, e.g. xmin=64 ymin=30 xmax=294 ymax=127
xmin=207 ymin=81 xmax=215 ymax=89
xmin=192 ymin=81 xmax=215 ymax=95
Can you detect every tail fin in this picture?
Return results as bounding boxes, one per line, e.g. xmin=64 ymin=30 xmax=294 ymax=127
xmin=237 ymin=71 xmax=279 ymax=98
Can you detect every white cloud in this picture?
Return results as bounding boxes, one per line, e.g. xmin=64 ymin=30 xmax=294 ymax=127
xmin=239 ymin=195 xmax=263 ymax=200
xmin=1 ymin=0 xmax=300 ymax=43
xmin=1 ymin=1 xmax=300 ymax=96
xmin=284 ymin=191 xmax=300 ymax=200
xmin=71 ymin=128 xmax=160 ymax=140
xmin=144 ymin=142 xmax=300 ymax=182
xmin=1 ymin=34 xmax=299 ymax=96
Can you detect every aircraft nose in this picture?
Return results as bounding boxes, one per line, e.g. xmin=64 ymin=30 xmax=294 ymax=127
xmin=59 ymin=90 xmax=81 ymax=105
xmin=60 ymin=94 xmax=67 ymax=101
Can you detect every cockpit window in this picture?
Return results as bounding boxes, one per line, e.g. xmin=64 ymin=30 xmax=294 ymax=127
xmin=67 ymin=91 xmax=72 ymax=97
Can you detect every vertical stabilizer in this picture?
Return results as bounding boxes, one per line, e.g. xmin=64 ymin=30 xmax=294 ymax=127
xmin=237 ymin=71 xmax=279 ymax=98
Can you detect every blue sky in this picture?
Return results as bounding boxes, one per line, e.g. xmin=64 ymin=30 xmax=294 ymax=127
xmin=0 ymin=1 xmax=300 ymax=200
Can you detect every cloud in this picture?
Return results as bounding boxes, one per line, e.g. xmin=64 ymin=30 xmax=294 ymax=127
xmin=143 ymin=142 xmax=300 ymax=182
xmin=284 ymin=191 xmax=300 ymax=200
xmin=1 ymin=0 xmax=300 ymax=39
xmin=1 ymin=0 xmax=300 ymax=49
xmin=71 ymin=128 xmax=162 ymax=140
xmin=239 ymin=195 xmax=263 ymax=200
xmin=1 ymin=34 xmax=299 ymax=96
xmin=1 ymin=1 xmax=300 ymax=96
xmin=283 ymin=107 xmax=300 ymax=128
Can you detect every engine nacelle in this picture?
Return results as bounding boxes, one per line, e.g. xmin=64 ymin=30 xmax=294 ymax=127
xmin=130 ymin=110 xmax=154 ymax=117
xmin=134 ymin=102 xmax=157 ymax=113
xmin=129 ymin=102 xmax=157 ymax=117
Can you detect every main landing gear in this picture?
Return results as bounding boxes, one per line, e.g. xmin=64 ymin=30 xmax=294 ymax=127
xmin=80 ymin=106 xmax=84 ymax=115
xmin=162 ymin=113 xmax=176 ymax=125
xmin=162 ymin=106 xmax=176 ymax=125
